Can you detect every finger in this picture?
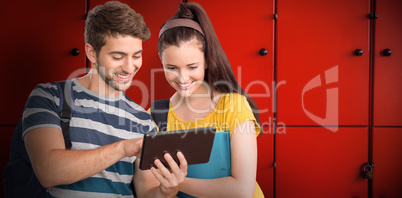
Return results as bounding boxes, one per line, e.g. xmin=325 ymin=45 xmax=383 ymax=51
xmin=150 ymin=166 xmax=167 ymax=184
xmin=151 ymin=160 xmax=169 ymax=183
xmin=153 ymin=159 xmax=179 ymax=188
xmin=177 ymin=151 xmax=188 ymax=172
xmin=154 ymin=158 xmax=174 ymax=180
xmin=171 ymin=152 xmax=187 ymax=184
xmin=151 ymin=163 xmax=163 ymax=175
xmin=165 ymin=153 xmax=180 ymax=173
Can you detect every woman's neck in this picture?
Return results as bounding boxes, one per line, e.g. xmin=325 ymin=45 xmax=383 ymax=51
xmin=171 ymin=89 xmax=222 ymax=121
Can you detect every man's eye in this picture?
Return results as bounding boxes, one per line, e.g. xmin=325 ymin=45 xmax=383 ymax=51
xmin=113 ymin=56 xmax=123 ymax=60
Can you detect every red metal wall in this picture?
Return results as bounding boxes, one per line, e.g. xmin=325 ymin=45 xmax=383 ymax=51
xmin=0 ymin=0 xmax=401 ymax=197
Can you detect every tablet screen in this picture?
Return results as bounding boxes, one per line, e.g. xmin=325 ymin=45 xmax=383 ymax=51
xmin=139 ymin=127 xmax=216 ymax=170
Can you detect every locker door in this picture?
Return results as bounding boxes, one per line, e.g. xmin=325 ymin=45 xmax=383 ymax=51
xmin=199 ymin=0 xmax=275 ymax=125
xmin=198 ymin=1 xmax=275 ymax=195
xmin=373 ymin=0 xmax=402 ymax=126
xmin=373 ymin=127 xmax=402 ymax=197
xmin=276 ymin=127 xmax=368 ymax=198
xmin=277 ymin=0 xmax=370 ymax=126
xmin=194 ymin=1 xmax=275 ymax=195
xmin=0 ymin=1 xmax=86 ymax=125
xmin=257 ymin=126 xmax=274 ymax=198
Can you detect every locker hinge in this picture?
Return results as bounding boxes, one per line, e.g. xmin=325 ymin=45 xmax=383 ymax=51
xmin=368 ymin=13 xmax=379 ymax=19
xmin=273 ymin=161 xmax=277 ymax=168
xmin=274 ymin=13 xmax=278 ymax=20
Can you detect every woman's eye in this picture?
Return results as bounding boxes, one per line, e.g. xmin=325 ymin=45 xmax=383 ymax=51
xmin=189 ymin=66 xmax=198 ymax=69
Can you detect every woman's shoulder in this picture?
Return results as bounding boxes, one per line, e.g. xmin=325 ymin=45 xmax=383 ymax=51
xmin=219 ymin=92 xmax=247 ymax=104
xmin=214 ymin=92 xmax=251 ymax=115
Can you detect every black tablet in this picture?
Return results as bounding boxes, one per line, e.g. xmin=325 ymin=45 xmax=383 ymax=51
xmin=139 ymin=127 xmax=216 ymax=170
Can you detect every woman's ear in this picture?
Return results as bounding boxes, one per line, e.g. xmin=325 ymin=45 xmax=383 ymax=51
xmin=85 ymin=43 xmax=97 ymax=64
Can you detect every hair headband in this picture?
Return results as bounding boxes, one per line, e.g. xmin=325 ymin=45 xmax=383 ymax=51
xmin=159 ymin=18 xmax=205 ymax=38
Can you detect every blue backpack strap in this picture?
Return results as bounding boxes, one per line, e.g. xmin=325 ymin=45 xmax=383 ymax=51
xmin=151 ymin=99 xmax=170 ymax=132
xmin=55 ymin=81 xmax=73 ymax=149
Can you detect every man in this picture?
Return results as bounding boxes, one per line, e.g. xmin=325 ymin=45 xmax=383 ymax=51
xmin=23 ymin=1 xmax=186 ymax=197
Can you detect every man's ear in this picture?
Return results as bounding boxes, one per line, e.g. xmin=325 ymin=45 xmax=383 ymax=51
xmin=85 ymin=43 xmax=97 ymax=64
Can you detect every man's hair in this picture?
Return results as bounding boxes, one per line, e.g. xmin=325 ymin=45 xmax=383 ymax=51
xmin=85 ymin=1 xmax=151 ymax=55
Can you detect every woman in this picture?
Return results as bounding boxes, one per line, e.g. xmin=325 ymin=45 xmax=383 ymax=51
xmin=154 ymin=2 xmax=264 ymax=197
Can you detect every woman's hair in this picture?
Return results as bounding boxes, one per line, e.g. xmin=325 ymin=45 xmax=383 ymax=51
xmin=158 ymin=2 xmax=261 ymax=125
xmin=85 ymin=1 xmax=151 ymax=56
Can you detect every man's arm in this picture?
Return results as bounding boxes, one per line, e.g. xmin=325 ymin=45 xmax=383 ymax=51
xmin=24 ymin=127 xmax=142 ymax=188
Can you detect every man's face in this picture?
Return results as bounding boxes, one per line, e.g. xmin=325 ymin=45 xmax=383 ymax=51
xmin=95 ymin=35 xmax=143 ymax=92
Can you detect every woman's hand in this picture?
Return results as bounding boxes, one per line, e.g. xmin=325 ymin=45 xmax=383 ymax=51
xmin=150 ymin=151 xmax=188 ymax=197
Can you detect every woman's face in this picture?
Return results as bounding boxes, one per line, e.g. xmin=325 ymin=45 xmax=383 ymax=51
xmin=160 ymin=39 xmax=206 ymax=98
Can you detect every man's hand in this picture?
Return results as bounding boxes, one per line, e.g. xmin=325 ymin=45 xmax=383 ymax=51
xmin=121 ymin=138 xmax=143 ymax=158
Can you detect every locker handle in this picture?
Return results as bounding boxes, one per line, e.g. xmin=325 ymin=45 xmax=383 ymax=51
xmin=259 ymin=48 xmax=268 ymax=56
xmin=354 ymin=49 xmax=363 ymax=56
xmin=71 ymin=48 xmax=80 ymax=56
xmin=382 ymin=48 xmax=391 ymax=57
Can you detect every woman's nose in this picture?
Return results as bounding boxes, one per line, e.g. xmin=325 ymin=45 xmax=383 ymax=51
xmin=178 ymin=70 xmax=190 ymax=82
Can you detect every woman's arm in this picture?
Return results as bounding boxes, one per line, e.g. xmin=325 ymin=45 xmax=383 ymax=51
xmin=179 ymin=121 xmax=257 ymax=198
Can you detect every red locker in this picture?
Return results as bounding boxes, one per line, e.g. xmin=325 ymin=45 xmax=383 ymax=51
xmin=276 ymin=127 xmax=368 ymax=197
xmin=373 ymin=127 xmax=402 ymax=198
xmin=0 ymin=1 xmax=86 ymax=125
xmin=373 ymin=0 xmax=402 ymax=127
xmin=197 ymin=2 xmax=276 ymax=195
xmin=277 ymin=0 xmax=370 ymax=127
xmin=198 ymin=1 xmax=275 ymax=196
xmin=199 ymin=0 xmax=275 ymax=125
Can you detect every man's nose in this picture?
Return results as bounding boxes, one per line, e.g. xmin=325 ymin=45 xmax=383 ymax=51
xmin=122 ymin=57 xmax=136 ymax=72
